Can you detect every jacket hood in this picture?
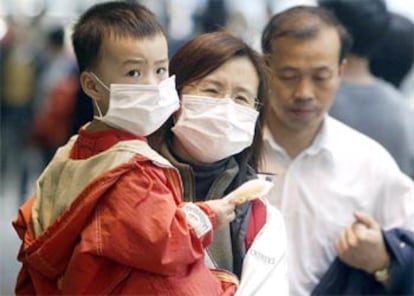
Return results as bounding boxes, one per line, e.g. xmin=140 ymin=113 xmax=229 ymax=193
xmin=14 ymin=137 xmax=173 ymax=280
xmin=13 ymin=163 xmax=134 ymax=280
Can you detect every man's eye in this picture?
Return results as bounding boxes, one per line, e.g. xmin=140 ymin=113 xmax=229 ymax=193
xmin=314 ymin=70 xmax=333 ymax=81
xmin=314 ymin=77 xmax=329 ymax=82
xmin=127 ymin=70 xmax=141 ymax=77
xmin=278 ymin=75 xmax=297 ymax=81
xmin=314 ymin=75 xmax=331 ymax=82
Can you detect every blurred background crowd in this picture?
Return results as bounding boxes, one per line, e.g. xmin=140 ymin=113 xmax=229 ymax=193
xmin=1 ymin=0 xmax=414 ymax=294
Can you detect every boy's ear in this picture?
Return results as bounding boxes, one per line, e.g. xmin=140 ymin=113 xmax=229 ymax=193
xmin=80 ymin=71 xmax=102 ymax=102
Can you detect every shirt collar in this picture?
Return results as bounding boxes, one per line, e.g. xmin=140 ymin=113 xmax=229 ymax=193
xmin=263 ymin=115 xmax=335 ymax=164
xmin=263 ymin=127 xmax=284 ymax=153
xmin=306 ymin=115 xmax=334 ymax=158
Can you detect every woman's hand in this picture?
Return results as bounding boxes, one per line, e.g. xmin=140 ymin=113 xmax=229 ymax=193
xmin=205 ymin=199 xmax=236 ymax=229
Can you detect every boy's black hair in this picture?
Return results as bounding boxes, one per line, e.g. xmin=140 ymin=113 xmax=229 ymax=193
xmin=72 ymin=1 xmax=165 ymax=72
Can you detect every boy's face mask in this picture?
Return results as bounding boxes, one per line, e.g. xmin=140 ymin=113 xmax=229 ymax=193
xmin=91 ymin=73 xmax=179 ymax=136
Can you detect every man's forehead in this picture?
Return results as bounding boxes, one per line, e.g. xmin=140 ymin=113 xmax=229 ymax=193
xmin=269 ymin=27 xmax=340 ymax=57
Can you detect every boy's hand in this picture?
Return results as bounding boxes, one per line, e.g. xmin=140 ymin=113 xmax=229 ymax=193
xmin=205 ymin=199 xmax=236 ymax=229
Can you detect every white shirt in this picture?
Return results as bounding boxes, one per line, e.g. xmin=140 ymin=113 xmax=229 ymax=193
xmin=260 ymin=116 xmax=414 ymax=296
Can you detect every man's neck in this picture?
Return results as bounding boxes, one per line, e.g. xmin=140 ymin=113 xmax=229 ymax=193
xmin=342 ymin=55 xmax=375 ymax=84
xmin=266 ymin=114 xmax=320 ymax=159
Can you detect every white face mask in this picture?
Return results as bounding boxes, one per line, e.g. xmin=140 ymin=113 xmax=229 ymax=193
xmin=92 ymin=74 xmax=180 ymax=136
xmin=172 ymin=95 xmax=259 ymax=163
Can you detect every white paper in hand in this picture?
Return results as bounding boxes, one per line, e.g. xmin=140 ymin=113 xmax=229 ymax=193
xmin=223 ymin=179 xmax=273 ymax=205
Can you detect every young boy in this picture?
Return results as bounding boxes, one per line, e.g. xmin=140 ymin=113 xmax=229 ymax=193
xmin=13 ymin=2 xmax=237 ymax=295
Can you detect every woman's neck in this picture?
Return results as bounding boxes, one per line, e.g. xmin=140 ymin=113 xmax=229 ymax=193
xmin=171 ymin=136 xmax=206 ymax=166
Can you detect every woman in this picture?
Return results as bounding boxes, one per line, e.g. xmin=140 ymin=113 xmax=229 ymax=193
xmin=150 ymin=31 xmax=288 ymax=295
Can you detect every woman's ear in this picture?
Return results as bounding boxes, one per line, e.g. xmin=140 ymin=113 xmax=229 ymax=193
xmin=172 ymin=107 xmax=182 ymax=124
xmin=80 ymin=71 xmax=102 ymax=102
xmin=171 ymin=92 xmax=183 ymax=124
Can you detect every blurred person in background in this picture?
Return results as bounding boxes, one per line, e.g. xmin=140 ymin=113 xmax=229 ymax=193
xmin=369 ymin=11 xmax=414 ymax=180
xmin=370 ymin=12 xmax=414 ymax=90
xmin=150 ymin=31 xmax=288 ymax=295
xmin=30 ymin=25 xmax=78 ymax=165
xmin=321 ymin=0 xmax=414 ymax=177
xmin=13 ymin=25 xmax=79 ymax=203
xmin=0 ymin=20 xmax=38 ymax=199
xmin=200 ymin=0 xmax=229 ymax=32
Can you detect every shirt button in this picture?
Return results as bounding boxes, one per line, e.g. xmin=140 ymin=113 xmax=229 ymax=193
xmin=400 ymin=242 xmax=406 ymax=248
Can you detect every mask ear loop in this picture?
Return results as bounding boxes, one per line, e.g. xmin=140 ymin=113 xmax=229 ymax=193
xmin=93 ymin=100 xmax=104 ymax=119
xmin=172 ymin=100 xmax=183 ymax=126
xmin=89 ymin=72 xmax=110 ymax=120
xmin=90 ymin=72 xmax=110 ymax=91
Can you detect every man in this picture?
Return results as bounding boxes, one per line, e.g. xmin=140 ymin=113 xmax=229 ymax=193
xmin=260 ymin=5 xmax=414 ymax=295
xmin=320 ymin=0 xmax=414 ymax=177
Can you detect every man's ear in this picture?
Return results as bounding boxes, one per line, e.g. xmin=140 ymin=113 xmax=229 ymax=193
xmin=80 ymin=71 xmax=102 ymax=102
xmin=338 ymin=58 xmax=347 ymax=77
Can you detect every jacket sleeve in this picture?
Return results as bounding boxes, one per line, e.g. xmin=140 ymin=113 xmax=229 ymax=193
xmin=384 ymin=228 xmax=414 ymax=295
xmin=312 ymin=228 xmax=414 ymax=295
xmin=79 ymin=160 xmax=216 ymax=276
xmin=13 ymin=197 xmax=37 ymax=295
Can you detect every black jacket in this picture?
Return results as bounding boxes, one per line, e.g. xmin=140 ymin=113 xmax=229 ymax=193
xmin=312 ymin=228 xmax=414 ymax=295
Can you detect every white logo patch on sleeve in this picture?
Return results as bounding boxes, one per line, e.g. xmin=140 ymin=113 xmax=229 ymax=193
xmin=182 ymin=203 xmax=212 ymax=238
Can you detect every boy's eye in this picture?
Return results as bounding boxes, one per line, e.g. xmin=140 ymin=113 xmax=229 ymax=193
xmin=127 ymin=70 xmax=141 ymax=77
xmin=156 ymin=67 xmax=167 ymax=75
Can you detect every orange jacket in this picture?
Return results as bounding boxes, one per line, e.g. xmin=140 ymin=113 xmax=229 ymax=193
xmin=13 ymin=138 xmax=237 ymax=295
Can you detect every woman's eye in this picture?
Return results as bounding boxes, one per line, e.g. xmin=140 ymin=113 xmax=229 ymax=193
xmin=234 ymin=95 xmax=250 ymax=103
xmin=127 ymin=70 xmax=141 ymax=77
xmin=203 ymin=88 xmax=220 ymax=95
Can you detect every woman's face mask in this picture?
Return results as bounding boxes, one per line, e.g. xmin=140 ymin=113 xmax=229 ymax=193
xmin=172 ymin=95 xmax=259 ymax=163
